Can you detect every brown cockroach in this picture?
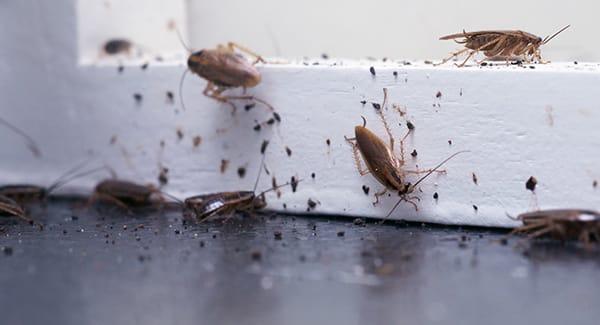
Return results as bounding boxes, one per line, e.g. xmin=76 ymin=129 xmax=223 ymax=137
xmin=345 ymin=88 xmax=466 ymax=220
xmin=176 ymin=31 xmax=275 ymax=115
xmin=0 ymin=116 xmax=41 ymax=157
xmin=183 ymin=154 xmax=294 ymax=222
xmin=509 ymin=209 xmax=600 ymax=245
xmin=87 ymin=179 xmax=170 ymax=211
xmin=0 ymin=194 xmax=32 ymax=224
xmin=437 ymin=25 xmax=570 ymax=67
xmin=0 ymin=162 xmax=104 ymax=204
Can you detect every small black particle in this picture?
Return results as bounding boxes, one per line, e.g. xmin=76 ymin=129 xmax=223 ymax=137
xmin=472 ymin=173 xmax=478 ymax=185
xmin=480 ymin=62 xmax=488 ymax=66
xmin=321 ymin=53 xmax=329 ymax=59
xmin=362 ymin=185 xmax=370 ymax=195
xmin=193 ymin=136 xmax=202 ymax=147
xmin=393 ymin=71 xmax=398 ymax=77
xmin=285 ymin=146 xmax=292 ymax=157
xmin=371 ymin=103 xmax=381 ymax=110
xmin=117 ymin=65 xmax=124 ymax=73
xmin=526 ymin=176 xmax=538 ymax=192
xmin=266 ymin=118 xmax=276 ymax=125
xmin=245 ymin=103 xmax=256 ymax=111
xmin=251 ymin=250 xmax=262 ymax=261
xmin=253 ymin=124 xmax=261 ymax=131
xmin=369 ymin=66 xmax=376 ymax=76
xmin=499 ymin=238 xmax=508 ymax=246
xmin=326 ymin=139 xmax=331 ymax=146
xmin=176 ymin=128 xmax=184 ymax=140
xmin=360 ymin=100 xmax=367 ymax=105
xmin=283 ymin=203 xmax=287 ymax=209
xmin=212 ymin=234 xmax=217 ymax=239
xmin=433 ymin=192 xmax=439 ymax=200
xmin=291 ymin=176 xmax=298 ymax=192
xmin=407 ymin=121 xmax=415 ymax=130
xmin=274 ymin=231 xmax=283 ymax=240
xmin=436 ymin=91 xmax=442 ymax=98
xmin=473 ymin=205 xmax=478 ymax=212
xmin=261 ymin=140 xmax=269 ymax=154
xmin=574 ymin=61 xmax=578 ymax=65
xmin=2 ymin=246 xmax=13 ymax=256
xmin=166 ymin=91 xmax=174 ymax=103
xmin=199 ymin=241 xmax=205 ymax=247
xmin=158 ymin=167 xmax=169 ymax=186
xmin=529 ymin=66 xmax=536 ymax=69
xmin=307 ymin=198 xmax=317 ymax=209
xmin=311 ymin=173 xmax=316 ymax=179
xmin=458 ymin=242 xmax=468 ymax=249
xmin=238 ymin=167 xmax=247 ymax=178
xmin=411 ymin=149 xmax=418 ymax=157
xmin=273 ymin=112 xmax=281 ymax=122
xmin=448 ymin=140 xmax=453 ymax=146
xmin=174 ymin=230 xmax=180 ymax=235
xmin=71 ymin=215 xmax=79 ymax=221
xmin=141 ymin=62 xmax=149 ymax=70
xmin=133 ymin=93 xmax=143 ymax=103
xmin=594 ymin=180 xmax=598 ymax=188
xmin=337 ymin=231 xmax=345 ymax=237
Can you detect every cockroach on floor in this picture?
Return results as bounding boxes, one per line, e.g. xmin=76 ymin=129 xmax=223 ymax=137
xmin=344 ymin=88 xmax=466 ymax=220
xmin=0 ymin=162 xmax=104 ymax=204
xmin=436 ymin=25 xmax=570 ymax=67
xmin=183 ymin=154 xmax=295 ymax=222
xmin=176 ymin=31 xmax=276 ymax=117
xmin=87 ymin=179 xmax=173 ymax=212
xmin=0 ymin=117 xmax=41 ymax=157
xmin=0 ymin=195 xmax=32 ymax=224
xmin=509 ymin=209 xmax=600 ymax=245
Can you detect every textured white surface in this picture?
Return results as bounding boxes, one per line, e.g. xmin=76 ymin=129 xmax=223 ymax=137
xmin=2 ymin=1 xmax=600 ymax=227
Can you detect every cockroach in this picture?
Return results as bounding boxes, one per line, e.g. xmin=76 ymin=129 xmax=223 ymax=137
xmin=0 ymin=117 xmax=41 ymax=157
xmin=176 ymin=31 xmax=275 ymax=115
xmin=87 ymin=179 xmax=169 ymax=211
xmin=183 ymin=155 xmax=295 ymax=222
xmin=0 ymin=162 xmax=103 ymax=204
xmin=510 ymin=209 xmax=600 ymax=245
xmin=437 ymin=25 xmax=570 ymax=67
xmin=0 ymin=194 xmax=31 ymax=224
xmin=344 ymin=88 xmax=467 ymax=220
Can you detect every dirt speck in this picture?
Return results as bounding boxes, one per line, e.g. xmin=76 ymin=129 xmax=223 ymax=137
xmin=472 ymin=173 xmax=478 ymax=185
xmin=526 ymin=176 xmax=538 ymax=192
xmin=369 ymin=66 xmax=376 ymax=76
xmin=220 ymin=159 xmax=229 ymax=174
xmin=192 ymin=136 xmax=202 ymax=147
xmin=362 ymin=185 xmax=370 ymax=195
xmin=237 ymin=166 xmax=247 ymax=178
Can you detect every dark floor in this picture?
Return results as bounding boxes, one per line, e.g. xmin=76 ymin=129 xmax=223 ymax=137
xmin=0 ymin=198 xmax=599 ymax=325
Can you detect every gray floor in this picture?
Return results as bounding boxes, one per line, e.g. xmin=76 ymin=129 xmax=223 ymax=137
xmin=1 ymin=198 xmax=599 ymax=325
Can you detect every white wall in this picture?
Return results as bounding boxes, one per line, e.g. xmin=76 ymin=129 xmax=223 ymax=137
xmin=188 ymin=0 xmax=595 ymax=61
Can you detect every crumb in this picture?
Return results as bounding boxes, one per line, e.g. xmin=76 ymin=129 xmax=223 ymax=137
xmin=141 ymin=62 xmax=149 ymax=70
xmin=407 ymin=121 xmax=415 ymax=130
xmin=436 ymin=91 xmax=442 ymax=98
xmin=244 ymin=103 xmax=256 ymax=111
xmin=473 ymin=205 xmax=478 ymax=212
xmin=261 ymin=140 xmax=269 ymax=154
xmin=133 ymin=93 xmax=143 ymax=103
xmin=433 ymin=192 xmax=439 ymax=200
xmin=337 ymin=231 xmax=345 ymax=237
xmin=291 ymin=176 xmax=299 ymax=192
xmin=526 ymin=176 xmax=537 ymax=192
xmin=237 ymin=166 xmax=246 ymax=178
xmin=472 ymin=172 xmax=478 ymax=185
xmin=362 ymin=185 xmax=370 ymax=195
xmin=166 ymin=91 xmax=174 ymax=104
xmin=411 ymin=149 xmax=418 ymax=157
xmin=192 ymin=136 xmax=202 ymax=147
xmin=220 ymin=159 xmax=229 ymax=174
xmin=369 ymin=66 xmax=376 ymax=76
xmin=285 ymin=146 xmax=292 ymax=157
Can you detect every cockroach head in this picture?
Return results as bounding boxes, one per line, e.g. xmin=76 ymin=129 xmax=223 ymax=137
xmin=187 ymin=50 xmax=205 ymax=69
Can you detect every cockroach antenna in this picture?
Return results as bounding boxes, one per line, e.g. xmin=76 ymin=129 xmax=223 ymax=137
xmin=542 ymin=25 xmax=571 ymax=45
xmin=174 ymin=25 xmax=193 ymax=111
xmin=252 ymin=153 xmax=268 ymax=193
xmin=0 ymin=117 xmax=41 ymax=157
xmin=385 ymin=150 xmax=470 ymax=219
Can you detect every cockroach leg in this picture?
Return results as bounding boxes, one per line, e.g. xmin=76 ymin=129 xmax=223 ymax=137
xmin=435 ymin=48 xmax=470 ymax=66
xmin=203 ymin=82 xmax=237 ymax=112
xmin=373 ymin=188 xmax=388 ymax=206
xmin=224 ymin=42 xmax=266 ymax=64
xmin=344 ymin=136 xmax=371 ymax=176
